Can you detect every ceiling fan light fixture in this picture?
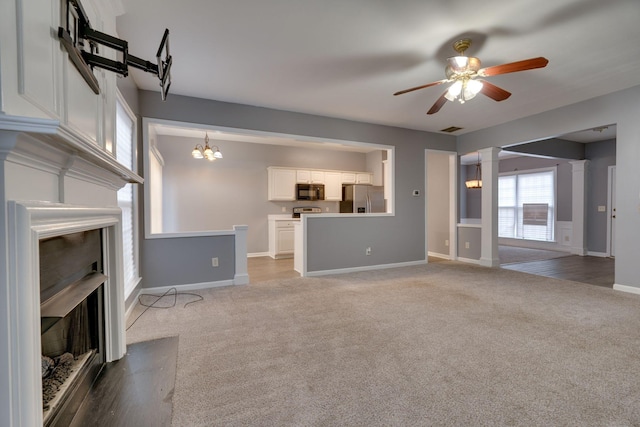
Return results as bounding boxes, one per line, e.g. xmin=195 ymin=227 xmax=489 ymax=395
xmin=464 ymin=79 xmax=484 ymax=100
xmin=445 ymin=80 xmax=463 ymax=101
xmin=448 ymin=56 xmax=469 ymax=72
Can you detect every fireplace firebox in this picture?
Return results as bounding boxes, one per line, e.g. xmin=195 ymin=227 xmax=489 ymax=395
xmin=39 ymin=229 xmax=106 ymax=426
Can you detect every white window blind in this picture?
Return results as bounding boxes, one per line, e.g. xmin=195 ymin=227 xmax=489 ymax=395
xmin=498 ymin=169 xmax=555 ymax=242
xmin=116 ymin=100 xmax=139 ymax=298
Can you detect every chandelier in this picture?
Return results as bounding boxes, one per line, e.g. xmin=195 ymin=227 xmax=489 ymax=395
xmin=191 ymin=133 xmax=223 ymax=161
xmin=465 ymin=152 xmax=482 ymax=189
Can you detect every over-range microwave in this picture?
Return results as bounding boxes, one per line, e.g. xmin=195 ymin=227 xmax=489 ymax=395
xmin=296 ymin=183 xmax=325 ymax=201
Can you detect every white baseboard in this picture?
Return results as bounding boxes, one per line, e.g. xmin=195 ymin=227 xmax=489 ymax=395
xmin=613 ymin=284 xmax=640 ymax=295
xmin=587 ymin=251 xmax=609 ymax=258
xmin=140 ymin=279 xmax=236 ymax=295
xmin=234 ymin=273 xmax=250 ymax=285
xmin=457 ymin=256 xmax=481 ymax=265
xmin=305 ymin=260 xmax=427 ymax=277
xmin=125 ymin=288 xmax=142 ymax=320
xmin=499 ymin=238 xmax=570 ymax=252
xmin=428 ymin=251 xmax=450 ymax=260
xmin=248 ymin=252 xmax=270 ymax=258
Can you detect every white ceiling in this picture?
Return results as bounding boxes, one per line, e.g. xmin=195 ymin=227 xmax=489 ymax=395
xmin=116 ymin=0 xmax=640 ymax=141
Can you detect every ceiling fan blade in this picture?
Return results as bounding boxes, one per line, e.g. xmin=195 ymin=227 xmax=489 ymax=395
xmin=478 ymin=57 xmax=549 ymax=77
xmin=426 ymin=92 xmax=448 ymax=115
xmin=394 ymin=79 xmax=447 ymax=96
xmin=479 ymin=80 xmax=511 ymax=101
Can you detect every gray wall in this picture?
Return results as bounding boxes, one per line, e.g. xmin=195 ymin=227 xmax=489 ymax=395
xmin=458 ymin=227 xmax=481 ymax=260
xmin=139 ymin=90 xmax=454 ymax=283
xmin=156 ymin=134 xmax=369 ymax=253
xmin=457 ymin=84 xmax=640 ymax=289
xmin=142 ymin=235 xmax=236 ymax=288
xmin=586 ymin=139 xmax=616 ymax=253
xmin=427 ymin=151 xmax=451 ymax=256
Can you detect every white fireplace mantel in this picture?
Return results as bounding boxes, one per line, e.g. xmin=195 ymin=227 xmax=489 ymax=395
xmin=2 ymin=201 xmax=127 ymax=426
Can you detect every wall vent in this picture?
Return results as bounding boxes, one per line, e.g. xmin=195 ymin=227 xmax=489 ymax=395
xmin=440 ymin=126 xmax=463 ymax=133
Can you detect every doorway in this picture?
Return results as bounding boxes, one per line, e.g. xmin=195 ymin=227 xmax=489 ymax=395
xmin=425 ymin=150 xmax=457 ymax=261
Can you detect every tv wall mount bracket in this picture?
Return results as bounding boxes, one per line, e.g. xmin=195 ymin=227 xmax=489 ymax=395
xmin=58 ymin=0 xmax=172 ymax=100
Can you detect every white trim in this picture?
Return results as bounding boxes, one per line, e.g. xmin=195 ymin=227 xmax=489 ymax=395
xmin=457 ymin=257 xmax=482 ymax=265
xmin=613 ymin=284 xmax=640 ymax=295
xmin=145 ymin=229 xmax=238 ymax=239
xmin=499 ymin=237 xmax=571 ymax=252
xmin=304 ymin=260 xmax=427 ymax=277
xmin=4 ymin=201 xmax=126 ymax=427
xmin=587 ymin=251 xmax=609 ymax=258
xmin=140 ymin=280 xmax=236 ymax=295
xmin=428 ymin=251 xmax=450 ymax=260
xmin=248 ymin=252 xmax=270 ymax=258
xmin=606 ymin=165 xmax=616 ymax=257
xmin=449 ymin=153 xmax=458 ymax=260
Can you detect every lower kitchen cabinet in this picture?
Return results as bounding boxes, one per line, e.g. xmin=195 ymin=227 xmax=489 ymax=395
xmin=268 ymin=218 xmax=297 ymax=258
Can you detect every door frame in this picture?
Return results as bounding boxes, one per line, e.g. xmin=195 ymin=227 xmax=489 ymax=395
xmin=606 ymin=165 xmax=616 ymax=257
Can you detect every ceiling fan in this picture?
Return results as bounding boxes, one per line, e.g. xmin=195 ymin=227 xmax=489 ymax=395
xmin=393 ymin=38 xmax=549 ymax=115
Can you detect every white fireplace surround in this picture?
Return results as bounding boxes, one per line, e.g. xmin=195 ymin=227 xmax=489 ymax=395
xmin=3 ymin=201 xmax=126 ymax=426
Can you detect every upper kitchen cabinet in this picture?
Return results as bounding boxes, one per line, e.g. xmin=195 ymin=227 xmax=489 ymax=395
xmin=268 ymin=167 xmax=296 ymax=201
xmin=1 ymin=0 xmax=120 ymax=154
xmin=324 ymin=172 xmax=342 ymax=201
xmin=356 ymin=173 xmax=372 ymax=184
xmin=297 ymin=170 xmax=325 ymax=184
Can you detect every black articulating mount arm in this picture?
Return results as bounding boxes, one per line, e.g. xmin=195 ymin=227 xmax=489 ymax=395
xmin=58 ymin=0 xmax=172 ymax=99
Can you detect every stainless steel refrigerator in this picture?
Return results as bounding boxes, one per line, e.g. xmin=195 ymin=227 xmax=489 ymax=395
xmin=339 ymin=185 xmax=385 ymax=213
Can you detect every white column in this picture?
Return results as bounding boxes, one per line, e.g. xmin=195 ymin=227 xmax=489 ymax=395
xmin=233 ymin=225 xmax=249 ymax=285
xmin=570 ymin=160 xmax=589 ymax=256
xmin=480 ymin=147 xmax=501 ymax=267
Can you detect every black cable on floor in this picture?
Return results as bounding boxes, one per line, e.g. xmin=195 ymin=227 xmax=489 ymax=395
xmin=126 ymin=287 xmax=203 ymax=331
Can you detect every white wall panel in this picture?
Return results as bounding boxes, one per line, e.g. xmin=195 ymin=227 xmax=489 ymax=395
xmin=16 ymin=0 xmax=57 ymax=116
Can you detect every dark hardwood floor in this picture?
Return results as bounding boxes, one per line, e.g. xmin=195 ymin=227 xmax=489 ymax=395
xmin=501 ymin=254 xmax=615 ymax=288
xmin=248 ymin=253 xmax=615 ymax=288
xmin=69 ymin=336 xmax=178 ymax=427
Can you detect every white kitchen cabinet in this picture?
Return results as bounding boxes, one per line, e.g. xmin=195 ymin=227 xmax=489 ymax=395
xmin=268 ymin=167 xmax=296 ymax=200
xmin=296 ymin=169 xmax=325 ymax=183
xmin=342 ymin=172 xmax=356 ymax=184
xmin=268 ymin=218 xmax=297 ymax=258
xmin=324 ymin=171 xmax=342 ymax=201
xmin=356 ymin=173 xmax=372 ymax=184
xmin=297 ymin=169 xmax=311 ymax=183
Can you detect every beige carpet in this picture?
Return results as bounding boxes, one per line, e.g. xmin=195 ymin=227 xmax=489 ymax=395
xmin=126 ymin=261 xmax=640 ymax=426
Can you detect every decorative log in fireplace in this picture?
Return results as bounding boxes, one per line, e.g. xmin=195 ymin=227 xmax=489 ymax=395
xmin=39 ymin=229 xmax=106 ymax=426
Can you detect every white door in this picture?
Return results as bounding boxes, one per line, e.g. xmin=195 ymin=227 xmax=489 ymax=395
xmin=608 ymin=166 xmax=616 ymax=257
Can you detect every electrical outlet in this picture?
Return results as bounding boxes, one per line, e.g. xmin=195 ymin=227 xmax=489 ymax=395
xmin=326 ymin=207 xmax=329 ymax=212
xmin=211 ymin=257 xmax=219 ymax=267
xmin=598 ymin=205 xmax=606 ymax=212
xmin=445 ymin=239 xmax=449 ymax=247
xmin=366 ymin=247 xmax=372 ymax=256
xmin=281 ymin=206 xmax=287 ymax=213
xmin=465 ymin=242 xmax=470 ymax=249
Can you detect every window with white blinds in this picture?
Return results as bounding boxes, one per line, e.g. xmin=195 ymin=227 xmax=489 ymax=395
xmin=116 ymin=98 xmax=139 ymax=299
xmin=498 ymin=168 xmax=556 ymax=242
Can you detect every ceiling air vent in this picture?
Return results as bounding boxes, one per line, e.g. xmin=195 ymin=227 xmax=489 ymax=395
xmin=440 ymin=126 xmax=463 ymax=133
